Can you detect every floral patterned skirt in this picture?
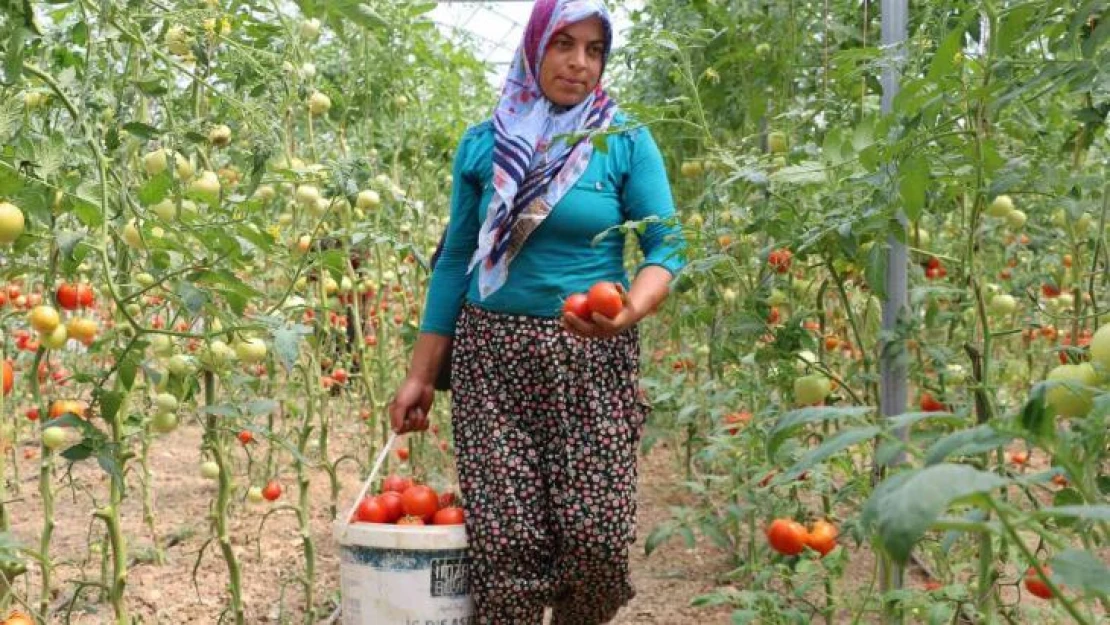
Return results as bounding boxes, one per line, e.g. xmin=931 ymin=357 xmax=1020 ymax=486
xmin=450 ymin=303 xmax=648 ymax=625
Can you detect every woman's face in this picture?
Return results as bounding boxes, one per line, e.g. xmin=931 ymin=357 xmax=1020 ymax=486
xmin=538 ymin=16 xmax=606 ymax=108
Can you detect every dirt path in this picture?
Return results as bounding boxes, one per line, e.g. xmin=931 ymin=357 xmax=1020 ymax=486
xmin=4 ymin=420 xmax=732 ymax=623
xmin=613 ymin=442 xmax=733 ymax=624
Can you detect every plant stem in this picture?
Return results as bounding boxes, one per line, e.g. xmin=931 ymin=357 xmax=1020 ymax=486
xmin=204 ymin=371 xmax=244 ymax=625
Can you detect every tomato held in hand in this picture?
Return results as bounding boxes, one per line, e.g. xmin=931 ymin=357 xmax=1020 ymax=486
xmin=401 ymin=485 xmax=440 ymax=521
xmin=433 ymin=507 xmax=465 ymax=525
xmin=586 ymin=282 xmax=623 ymax=319
xmin=562 ymin=293 xmax=590 ymax=319
xmin=356 ymin=496 xmax=389 ymax=523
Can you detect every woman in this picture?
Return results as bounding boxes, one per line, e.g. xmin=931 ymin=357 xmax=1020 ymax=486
xmin=388 ymin=1 xmax=685 ymax=622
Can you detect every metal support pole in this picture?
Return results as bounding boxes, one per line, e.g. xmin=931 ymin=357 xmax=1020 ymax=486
xmin=879 ymin=0 xmax=909 ymax=620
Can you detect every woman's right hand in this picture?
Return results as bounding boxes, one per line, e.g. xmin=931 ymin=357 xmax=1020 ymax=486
xmin=388 ymin=376 xmax=435 ymax=434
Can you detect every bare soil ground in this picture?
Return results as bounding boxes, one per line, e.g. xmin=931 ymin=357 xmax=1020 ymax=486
xmin=4 ymin=420 xmax=736 ymax=624
xmin=5 ymin=419 xmax=1099 ymax=624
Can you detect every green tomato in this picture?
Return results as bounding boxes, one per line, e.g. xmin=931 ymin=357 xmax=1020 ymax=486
xmin=1045 ymin=363 xmax=1097 ymax=417
xmin=151 ymin=411 xmax=178 ymax=434
xmin=199 ymin=461 xmax=220 ymax=480
xmin=42 ymin=426 xmax=69 ymax=450
xmin=794 ymin=374 xmax=831 ymax=406
xmin=986 ymin=195 xmax=1014 ymax=218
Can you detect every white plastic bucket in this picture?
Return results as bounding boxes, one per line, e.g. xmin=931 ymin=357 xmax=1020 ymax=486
xmin=334 ymin=521 xmax=474 ymax=624
xmin=334 ymin=432 xmax=475 ymax=625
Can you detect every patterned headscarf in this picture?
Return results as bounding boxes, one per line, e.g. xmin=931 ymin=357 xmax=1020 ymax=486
xmin=468 ymin=0 xmax=618 ymax=299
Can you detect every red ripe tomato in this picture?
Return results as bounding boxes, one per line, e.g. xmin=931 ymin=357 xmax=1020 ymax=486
xmin=925 ymin=256 xmax=941 ymax=271
xmin=433 ymin=507 xmax=465 ymax=525
xmin=382 ymin=474 xmax=413 ymax=494
xmin=586 ymin=282 xmax=623 ymax=319
xmin=768 ymin=248 xmax=793 ymax=273
xmin=767 ymin=307 xmax=781 ymax=325
xmin=25 ymin=407 xmax=39 ymax=421
xmin=237 ymin=430 xmax=254 ymax=445
xmin=396 ymin=447 xmax=410 ymax=461
xmin=355 ymin=496 xmax=390 ymax=523
xmin=805 ymin=520 xmax=838 ymax=557
xmin=332 ymin=368 xmax=348 ymax=384
xmin=401 ymin=485 xmax=440 ymax=521
xmin=920 ymin=393 xmax=945 ymax=412
xmin=1024 ymin=566 xmax=1054 ymax=599
xmin=1041 ymin=283 xmax=1061 ymax=298
xmin=56 ymin=283 xmax=80 ymax=310
xmin=396 ymin=515 xmax=425 ymax=526
xmin=262 ymin=480 xmax=282 ymax=501
xmin=562 ymin=293 xmax=590 ymax=319
xmin=765 ymin=519 xmax=809 ymax=556
xmin=379 ymin=491 xmax=404 ymax=523
xmin=723 ymin=411 xmax=752 ymax=435
xmin=438 ymin=491 xmax=457 ymax=509
xmin=77 ymin=284 xmax=94 ymax=308
xmin=2 ymin=360 xmax=12 ymax=396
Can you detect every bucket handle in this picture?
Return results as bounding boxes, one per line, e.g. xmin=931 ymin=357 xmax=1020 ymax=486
xmin=338 ymin=428 xmax=401 ymax=540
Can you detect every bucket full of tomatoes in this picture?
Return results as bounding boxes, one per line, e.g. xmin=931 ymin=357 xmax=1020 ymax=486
xmin=334 ymin=433 xmax=473 ymax=625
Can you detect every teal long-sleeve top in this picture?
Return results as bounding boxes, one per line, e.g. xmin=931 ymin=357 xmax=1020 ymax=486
xmin=420 ymin=115 xmax=686 ymax=336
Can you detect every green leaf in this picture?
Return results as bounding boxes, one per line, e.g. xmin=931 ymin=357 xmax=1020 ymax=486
xmin=898 ymin=154 xmax=927 ymax=221
xmin=117 ymin=353 xmax=138 ymax=390
xmin=1050 ymin=549 xmax=1110 ymax=595
xmin=244 ymin=399 xmax=278 ymax=416
xmin=862 ymin=464 xmax=1007 ymax=564
xmin=644 ymin=521 xmax=676 ymax=556
xmin=1018 ymin=383 xmax=1052 ymax=439
xmin=72 ymin=193 xmax=103 ymax=228
xmin=778 ymin=426 xmax=879 ymax=483
xmin=1051 ymin=488 xmax=1084 ymax=528
xmin=768 ymin=406 xmax=873 ymax=455
xmin=56 ymin=230 xmax=84 ymax=261
xmin=407 ymin=1 xmax=437 ymax=17
xmin=61 ymin=443 xmax=94 ymax=462
xmin=924 ymin=424 xmax=1010 ymax=465
xmin=97 ymin=449 xmax=124 ymax=493
xmin=887 ymin=411 xmax=964 ymax=430
xmin=272 ymin=325 xmax=307 ymax=372
xmin=927 ymin=20 xmax=967 ymax=82
xmin=864 ymin=238 xmax=887 ymax=301
xmin=1037 ymin=505 xmax=1110 ymax=522
xmin=133 ymin=74 xmax=168 ymax=96
xmin=203 ymin=404 xmax=238 ymax=418
xmin=98 ymin=390 xmax=124 ymax=422
xmin=121 ymin=122 xmax=161 ymax=140
xmin=137 ymin=171 xmax=172 ymax=206
xmin=176 ymin=281 xmax=208 ymax=316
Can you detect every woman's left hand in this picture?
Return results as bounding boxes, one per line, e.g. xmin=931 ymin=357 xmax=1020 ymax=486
xmin=562 ymin=284 xmax=644 ymax=339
